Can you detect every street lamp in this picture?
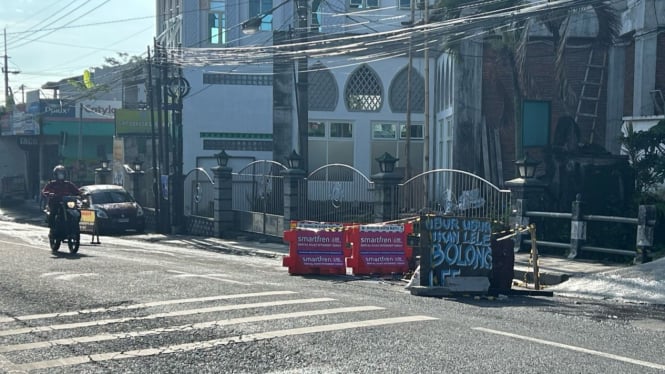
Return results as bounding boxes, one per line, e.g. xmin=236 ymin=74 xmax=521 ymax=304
xmin=286 ymin=149 xmax=302 ymax=169
xmin=515 ymin=154 xmax=539 ymax=179
xmin=132 ymin=158 xmax=143 ymax=172
xmin=241 ymin=0 xmax=291 ymax=34
xmin=215 ymin=150 xmax=230 ymax=168
xmin=376 ymin=152 xmax=398 ymax=173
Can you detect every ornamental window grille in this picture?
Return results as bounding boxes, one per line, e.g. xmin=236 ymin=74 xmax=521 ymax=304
xmin=309 ymin=63 xmax=338 ymax=111
xmin=389 ymin=66 xmax=425 ymax=113
xmin=344 ymin=64 xmax=383 ymax=112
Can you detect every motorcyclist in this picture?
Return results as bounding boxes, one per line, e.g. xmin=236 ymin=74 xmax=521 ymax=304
xmin=42 ymin=165 xmax=80 ymax=231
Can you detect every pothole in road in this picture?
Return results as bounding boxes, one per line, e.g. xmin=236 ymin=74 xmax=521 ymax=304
xmin=547 ymin=299 xmax=665 ymax=328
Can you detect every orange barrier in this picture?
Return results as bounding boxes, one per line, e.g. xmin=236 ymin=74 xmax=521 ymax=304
xmin=282 ymin=221 xmax=349 ymax=275
xmin=346 ymin=223 xmax=411 ymax=275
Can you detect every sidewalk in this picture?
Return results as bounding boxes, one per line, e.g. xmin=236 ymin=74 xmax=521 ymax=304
xmin=513 ymin=252 xmax=625 ymax=286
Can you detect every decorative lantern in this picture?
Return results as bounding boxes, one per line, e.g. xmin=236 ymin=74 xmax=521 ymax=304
xmin=376 ymin=152 xmax=398 ymax=173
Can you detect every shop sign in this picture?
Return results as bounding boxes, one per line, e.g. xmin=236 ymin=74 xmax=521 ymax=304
xmin=40 ymin=99 xmax=76 ymax=118
xmin=115 ymin=109 xmax=154 ymax=135
xmin=79 ymin=100 xmax=121 ymax=119
xmin=18 ymin=136 xmax=39 ymax=146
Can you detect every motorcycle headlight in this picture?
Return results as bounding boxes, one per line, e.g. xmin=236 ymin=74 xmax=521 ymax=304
xmin=136 ymin=205 xmax=144 ymax=217
xmin=66 ymin=201 xmax=76 ymax=209
xmin=96 ymin=209 xmax=108 ymax=219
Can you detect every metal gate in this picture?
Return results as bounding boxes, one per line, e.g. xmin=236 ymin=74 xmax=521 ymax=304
xmin=398 ymin=169 xmax=511 ymax=223
xmin=305 ymin=164 xmax=375 ymax=223
xmin=232 ymin=160 xmax=286 ymax=236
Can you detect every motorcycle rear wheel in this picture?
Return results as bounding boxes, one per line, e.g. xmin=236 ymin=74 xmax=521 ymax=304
xmin=49 ymin=235 xmax=61 ymax=252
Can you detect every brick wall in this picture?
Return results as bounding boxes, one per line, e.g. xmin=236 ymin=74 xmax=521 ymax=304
xmin=482 ymin=39 xmax=610 ymax=182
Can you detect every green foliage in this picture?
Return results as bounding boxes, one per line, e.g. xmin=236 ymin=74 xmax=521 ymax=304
xmin=66 ymin=78 xmax=111 ymax=100
xmin=620 ymin=120 xmax=665 ymax=193
xmin=104 ymin=52 xmax=144 ymax=68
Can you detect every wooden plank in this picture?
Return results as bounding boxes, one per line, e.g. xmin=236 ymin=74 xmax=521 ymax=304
xmin=481 ymin=118 xmax=491 ymax=182
xmin=493 ymin=128 xmax=504 ymax=186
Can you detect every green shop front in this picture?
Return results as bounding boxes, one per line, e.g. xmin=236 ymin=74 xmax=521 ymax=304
xmin=40 ymin=100 xmax=117 ymax=185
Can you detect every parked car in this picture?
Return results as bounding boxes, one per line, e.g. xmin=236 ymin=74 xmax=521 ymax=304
xmin=79 ymin=184 xmax=145 ymax=234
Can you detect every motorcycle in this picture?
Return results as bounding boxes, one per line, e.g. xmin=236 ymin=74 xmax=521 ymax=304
xmin=46 ymin=195 xmax=82 ymax=254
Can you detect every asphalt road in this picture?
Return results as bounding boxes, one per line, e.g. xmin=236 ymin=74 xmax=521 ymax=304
xmin=1 ymin=221 xmax=664 ymax=373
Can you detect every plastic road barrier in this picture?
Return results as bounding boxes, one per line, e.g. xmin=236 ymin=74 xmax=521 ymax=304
xmin=347 ymin=223 xmax=409 ymax=276
xmin=282 ymin=222 xmax=348 ymax=275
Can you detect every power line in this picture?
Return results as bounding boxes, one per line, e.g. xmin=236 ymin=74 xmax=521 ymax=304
xmin=169 ymin=0 xmax=614 ymax=69
xmin=6 ymin=0 xmax=84 ymax=47
xmin=10 ymin=0 xmax=113 ymax=50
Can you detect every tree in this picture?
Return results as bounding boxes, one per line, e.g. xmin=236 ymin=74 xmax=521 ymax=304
xmin=67 ymin=53 xmax=145 ymax=101
xmin=620 ymin=120 xmax=665 ymax=194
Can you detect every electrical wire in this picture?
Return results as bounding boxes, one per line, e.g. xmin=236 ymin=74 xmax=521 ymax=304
xmin=10 ymin=0 xmax=113 ymax=50
xmin=168 ymin=0 xmax=616 ymax=71
xmin=6 ymin=0 xmax=84 ymax=47
xmin=8 ymin=0 xmax=623 ymax=103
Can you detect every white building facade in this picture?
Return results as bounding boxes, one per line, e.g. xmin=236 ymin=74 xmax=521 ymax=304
xmin=156 ymin=0 xmax=451 ymax=177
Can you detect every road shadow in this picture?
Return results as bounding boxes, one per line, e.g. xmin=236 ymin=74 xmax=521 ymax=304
xmin=50 ymin=251 xmax=94 ymax=260
xmin=443 ymin=293 xmax=562 ymax=309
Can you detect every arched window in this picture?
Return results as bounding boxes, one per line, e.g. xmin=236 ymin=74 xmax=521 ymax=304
xmin=344 ymin=64 xmax=383 ymax=112
xmin=389 ymin=66 xmax=425 ymax=113
xmin=309 ymin=63 xmax=338 ymax=111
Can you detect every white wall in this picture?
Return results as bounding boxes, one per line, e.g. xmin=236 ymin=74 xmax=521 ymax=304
xmin=0 ymin=138 xmax=27 ymax=180
xmin=181 ymin=66 xmax=274 ymax=174
xmin=179 ymin=54 xmax=436 ymax=177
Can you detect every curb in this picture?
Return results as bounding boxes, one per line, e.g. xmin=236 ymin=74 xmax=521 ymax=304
xmin=513 ymin=265 xmax=570 ymax=286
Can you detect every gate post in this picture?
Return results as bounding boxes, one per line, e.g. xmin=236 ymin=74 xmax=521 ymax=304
xmin=282 ymin=167 xmax=306 ymax=227
xmin=635 ymin=204 xmax=656 ymax=264
xmin=371 ymin=173 xmax=402 ymax=223
xmin=94 ymin=162 xmax=111 ymax=185
xmin=212 ymin=165 xmax=233 ymax=238
xmin=569 ymin=194 xmax=586 ymax=259
xmin=371 ymin=154 xmax=401 ymax=223
xmin=505 ymin=175 xmax=547 ymax=252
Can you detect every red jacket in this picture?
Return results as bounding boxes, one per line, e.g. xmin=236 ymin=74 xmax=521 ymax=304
xmin=42 ymin=180 xmax=80 ymax=200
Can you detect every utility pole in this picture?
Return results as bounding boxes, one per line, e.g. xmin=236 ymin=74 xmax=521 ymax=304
xmin=423 ymin=0 xmax=430 ymax=206
xmin=147 ymin=46 xmax=161 ymax=229
xmin=295 ymin=0 xmax=309 ymax=173
xmin=3 ymin=28 xmax=8 ymax=105
xmin=19 ymin=84 xmax=25 ymax=104
xmin=404 ymin=0 xmax=416 ymax=180
xmin=3 ymin=28 xmax=20 ymax=107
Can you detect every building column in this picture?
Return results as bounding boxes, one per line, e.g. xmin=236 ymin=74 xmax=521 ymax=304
xmin=633 ymin=0 xmax=659 ymax=116
xmin=213 ymin=165 xmax=233 ymax=238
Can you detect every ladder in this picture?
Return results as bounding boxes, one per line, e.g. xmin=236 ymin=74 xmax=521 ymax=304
xmin=574 ymin=48 xmax=607 ymax=144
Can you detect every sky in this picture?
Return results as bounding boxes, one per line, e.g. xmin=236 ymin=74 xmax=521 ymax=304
xmin=0 ymin=0 xmax=155 ymax=105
